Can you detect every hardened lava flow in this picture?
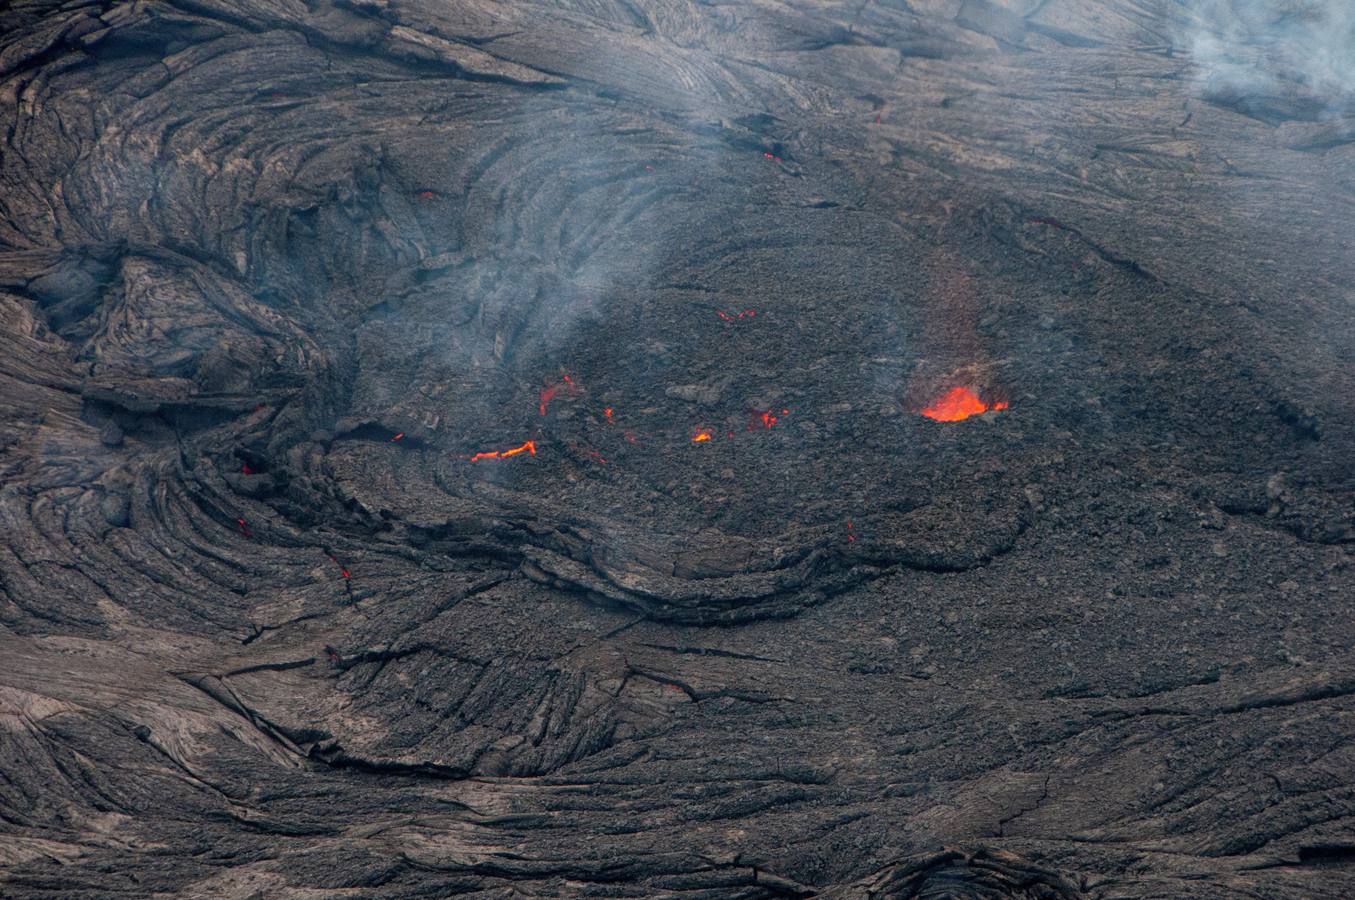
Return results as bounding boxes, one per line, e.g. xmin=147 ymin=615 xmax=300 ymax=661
xmin=3 ymin=1 xmax=1355 ymax=897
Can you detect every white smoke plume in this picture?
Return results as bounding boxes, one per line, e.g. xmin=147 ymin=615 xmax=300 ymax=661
xmin=1180 ymin=0 xmax=1355 ymax=112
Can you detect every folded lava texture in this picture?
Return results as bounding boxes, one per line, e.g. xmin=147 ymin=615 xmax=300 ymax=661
xmin=3 ymin=0 xmax=1355 ymax=896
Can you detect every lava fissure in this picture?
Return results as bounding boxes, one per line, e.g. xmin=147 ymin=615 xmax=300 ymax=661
xmin=470 ymin=439 xmax=538 ymax=462
xmin=539 ymin=374 xmax=580 ymax=415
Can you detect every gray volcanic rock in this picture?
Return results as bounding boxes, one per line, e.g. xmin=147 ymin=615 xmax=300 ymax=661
xmin=3 ymin=0 xmax=1355 ymax=896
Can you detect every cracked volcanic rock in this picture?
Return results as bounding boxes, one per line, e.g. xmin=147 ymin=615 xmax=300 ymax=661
xmin=3 ymin=0 xmax=1355 ymax=896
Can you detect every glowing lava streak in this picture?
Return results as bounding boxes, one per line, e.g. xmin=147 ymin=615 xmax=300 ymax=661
xmin=920 ymin=387 xmax=1008 ymax=422
xmin=328 ymin=554 xmax=350 ymax=579
xmin=539 ymin=375 xmax=577 ymax=415
xmin=470 ymin=440 xmax=537 ymax=462
xmin=692 ymin=430 xmax=712 ymax=443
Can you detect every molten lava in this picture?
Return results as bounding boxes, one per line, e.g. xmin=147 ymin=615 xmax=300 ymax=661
xmin=236 ymin=518 xmax=252 ymax=538
xmin=692 ymin=429 xmax=712 ymax=443
xmin=390 ymin=432 xmax=404 ymax=442
xmin=327 ymin=554 xmax=350 ymax=579
xmin=919 ymin=387 xmax=1008 ymax=422
xmin=470 ymin=440 xmax=537 ymax=462
xmin=539 ymin=374 xmax=579 ymax=415
xmin=751 ymin=408 xmax=788 ymax=430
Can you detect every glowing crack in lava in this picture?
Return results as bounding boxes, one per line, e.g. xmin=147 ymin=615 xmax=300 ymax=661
xmin=327 ymin=554 xmax=351 ymax=579
xmin=692 ymin=429 xmax=713 ymax=443
xmin=539 ymin=374 xmax=579 ymax=415
xmin=920 ymin=387 xmax=1009 ymax=422
xmin=470 ymin=440 xmax=537 ymax=462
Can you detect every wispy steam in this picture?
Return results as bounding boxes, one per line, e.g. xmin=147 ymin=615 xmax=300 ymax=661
xmin=1180 ymin=1 xmax=1355 ymax=115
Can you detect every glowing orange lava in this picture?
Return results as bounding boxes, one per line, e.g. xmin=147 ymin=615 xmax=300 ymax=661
xmin=539 ymin=374 xmax=578 ymax=415
xmin=919 ymin=387 xmax=1008 ymax=422
xmin=390 ymin=432 xmax=404 ymax=442
xmin=470 ymin=440 xmax=537 ymax=462
xmin=603 ymin=407 xmax=614 ymax=424
xmin=692 ymin=429 xmax=712 ymax=443
xmin=328 ymin=554 xmax=350 ymax=579
xmin=751 ymin=408 xmax=788 ymax=429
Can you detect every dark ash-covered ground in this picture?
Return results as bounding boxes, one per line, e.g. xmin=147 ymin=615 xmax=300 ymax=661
xmin=3 ymin=0 xmax=1355 ymax=896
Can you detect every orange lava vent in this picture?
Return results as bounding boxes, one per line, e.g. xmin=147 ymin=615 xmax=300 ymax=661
xmin=920 ymin=387 xmax=1008 ymax=422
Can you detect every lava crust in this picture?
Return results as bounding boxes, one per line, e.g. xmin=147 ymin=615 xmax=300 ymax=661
xmin=3 ymin=0 xmax=1355 ymax=896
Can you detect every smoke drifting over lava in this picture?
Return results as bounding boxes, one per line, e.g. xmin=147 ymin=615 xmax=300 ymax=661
xmin=3 ymin=0 xmax=1355 ymax=897
xmin=1179 ymin=0 xmax=1355 ymax=115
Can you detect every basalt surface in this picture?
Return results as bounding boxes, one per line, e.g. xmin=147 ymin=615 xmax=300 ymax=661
xmin=2 ymin=0 xmax=1355 ymax=897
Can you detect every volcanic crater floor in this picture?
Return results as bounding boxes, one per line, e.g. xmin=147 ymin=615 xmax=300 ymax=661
xmin=2 ymin=0 xmax=1355 ymax=897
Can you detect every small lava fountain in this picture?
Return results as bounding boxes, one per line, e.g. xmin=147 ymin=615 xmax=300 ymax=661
xmin=919 ymin=386 xmax=1008 ymax=422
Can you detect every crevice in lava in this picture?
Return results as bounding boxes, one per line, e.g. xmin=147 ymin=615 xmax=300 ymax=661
xmin=638 ymin=643 xmax=785 ymax=664
xmin=177 ymin=674 xmax=311 ymax=761
xmin=221 ymin=657 xmax=316 ymax=678
xmin=1024 ymin=212 xmax=1163 ymax=283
